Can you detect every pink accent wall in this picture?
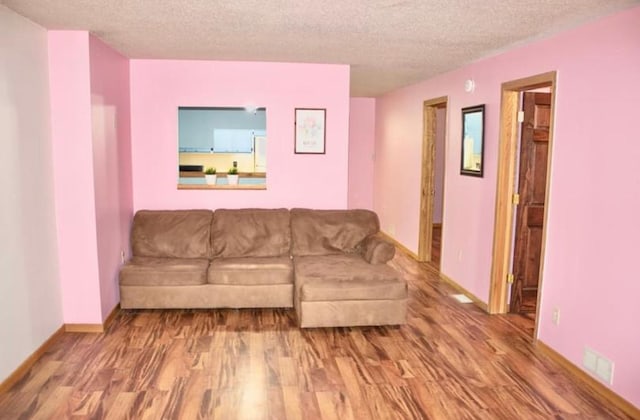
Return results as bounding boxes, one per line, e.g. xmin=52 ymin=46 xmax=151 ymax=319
xmin=348 ymin=97 xmax=375 ymax=210
xmin=89 ymin=35 xmax=133 ymax=320
xmin=374 ymin=6 xmax=640 ymax=406
xmin=48 ymin=31 xmax=102 ymax=324
xmin=130 ymin=60 xmax=350 ymax=210
xmin=49 ymin=32 xmax=133 ymax=324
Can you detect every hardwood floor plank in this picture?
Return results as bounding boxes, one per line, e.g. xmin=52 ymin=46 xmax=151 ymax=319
xmin=16 ymin=360 xmax=62 ymax=395
xmin=267 ymin=386 xmax=286 ymax=420
xmin=69 ymin=390 xmax=103 ymax=416
xmin=103 ymin=391 xmax=138 ymax=420
xmin=281 ymin=386 xmax=303 ymax=420
xmin=379 ymin=360 xmax=411 ymax=386
xmin=278 ymin=357 xmax=299 ymax=386
xmin=0 ymin=248 xmax=636 ymax=419
xmin=210 ymin=389 xmax=240 ymax=420
xmin=299 ymin=391 xmax=322 ymax=419
xmin=31 ymin=385 xmax=73 ymax=420
xmin=334 ymin=357 xmax=372 ymax=419
xmin=360 ymin=384 xmax=396 ymax=420
xmin=238 ymin=375 xmax=267 ymax=419
xmin=316 ymin=390 xmax=354 ymax=420
xmin=137 ymin=389 xmax=167 ymax=420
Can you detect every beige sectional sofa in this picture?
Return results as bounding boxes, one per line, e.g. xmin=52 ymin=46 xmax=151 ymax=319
xmin=119 ymin=208 xmax=407 ymax=328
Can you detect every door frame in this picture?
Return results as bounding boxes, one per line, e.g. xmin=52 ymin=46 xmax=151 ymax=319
xmin=488 ymin=72 xmax=556 ymax=337
xmin=418 ymin=96 xmax=448 ymax=262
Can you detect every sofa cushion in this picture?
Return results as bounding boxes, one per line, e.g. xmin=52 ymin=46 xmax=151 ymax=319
xmin=132 ymin=210 xmax=212 ymax=258
xmin=208 ymin=256 xmax=293 ymax=285
xmin=360 ymin=234 xmax=396 ymax=264
xmin=211 ymin=208 xmax=291 ymax=258
xmin=290 ymin=209 xmax=380 ymax=256
xmin=119 ymin=257 xmax=209 ymax=286
xmin=294 ymin=254 xmax=406 ymax=301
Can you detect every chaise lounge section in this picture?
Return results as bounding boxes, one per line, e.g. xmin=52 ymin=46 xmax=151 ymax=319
xmin=290 ymin=208 xmax=407 ymax=328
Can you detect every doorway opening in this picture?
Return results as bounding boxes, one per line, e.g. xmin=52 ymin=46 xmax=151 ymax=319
xmin=488 ymin=72 xmax=556 ymax=340
xmin=419 ymin=97 xmax=447 ymax=268
xmin=510 ymin=89 xmax=551 ymax=318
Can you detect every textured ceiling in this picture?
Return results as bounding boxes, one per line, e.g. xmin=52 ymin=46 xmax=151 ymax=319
xmin=2 ymin=0 xmax=638 ymax=96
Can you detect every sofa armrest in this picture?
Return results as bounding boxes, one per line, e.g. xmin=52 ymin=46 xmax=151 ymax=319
xmin=359 ymin=234 xmax=396 ymax=264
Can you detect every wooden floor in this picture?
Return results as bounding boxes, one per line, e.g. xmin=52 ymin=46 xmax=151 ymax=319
xmin=0 ymin=251 xmax=632 ymax=419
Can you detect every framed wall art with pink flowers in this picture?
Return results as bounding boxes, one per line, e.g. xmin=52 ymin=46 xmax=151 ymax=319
xmin=294 ymin=108 xmax=326 ymax=154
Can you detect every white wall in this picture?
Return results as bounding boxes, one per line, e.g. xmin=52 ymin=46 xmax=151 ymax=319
xmin=0 ymin=6 xmax=63 ymax=382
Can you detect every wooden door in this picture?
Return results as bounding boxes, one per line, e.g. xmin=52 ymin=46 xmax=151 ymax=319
xmin=510 ymin=92 xmax=551 ymax=313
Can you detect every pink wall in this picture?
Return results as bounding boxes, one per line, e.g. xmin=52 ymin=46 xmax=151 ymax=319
xmin=348 ymin=97 xmax=375 ymax=210
xmin=48 ymin=32 xmax=133 ymax=324
xmin=48 ymin=32 xmax=102 ymax=324
xmin=374 ymin=6 xmax=640 ymax=406
xmin=130 ymin=60 xmax=350 ymax=210
xmin=89 ymin=35 xmax=133 ymax=320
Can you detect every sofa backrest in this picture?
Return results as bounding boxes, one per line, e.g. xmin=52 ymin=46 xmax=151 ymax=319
xmin=211 ymin=208 xmax=291 ymax=258
xmin=131 ymin=210 xmax=212 ymax=259
xmin=290 ymin=208 xmax=380 ymax=256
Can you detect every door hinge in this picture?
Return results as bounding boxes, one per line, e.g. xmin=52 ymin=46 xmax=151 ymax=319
xmin=512 ymin=193 xmax=520 ymax=205
xmin=517 ymin=111 xmax=525 ymax=123
xmin=507 ymin=273 xmax=514 ymax=284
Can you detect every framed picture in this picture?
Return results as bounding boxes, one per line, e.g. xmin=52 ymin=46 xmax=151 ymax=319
xmin=295 ymin=108 xmax=326 ymax=154
xmin=460 ymin=104 xmax=485 ymax=177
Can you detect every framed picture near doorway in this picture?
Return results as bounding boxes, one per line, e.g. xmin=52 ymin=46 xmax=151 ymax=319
xmin=294 ymin=108 xmax=326 ymax=154
xmin=460 ymin=104 xmax=485 ymax=177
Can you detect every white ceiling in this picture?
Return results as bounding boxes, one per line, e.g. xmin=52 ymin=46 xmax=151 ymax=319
xmin=3 ymin=0 xmax=638 ymax=96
